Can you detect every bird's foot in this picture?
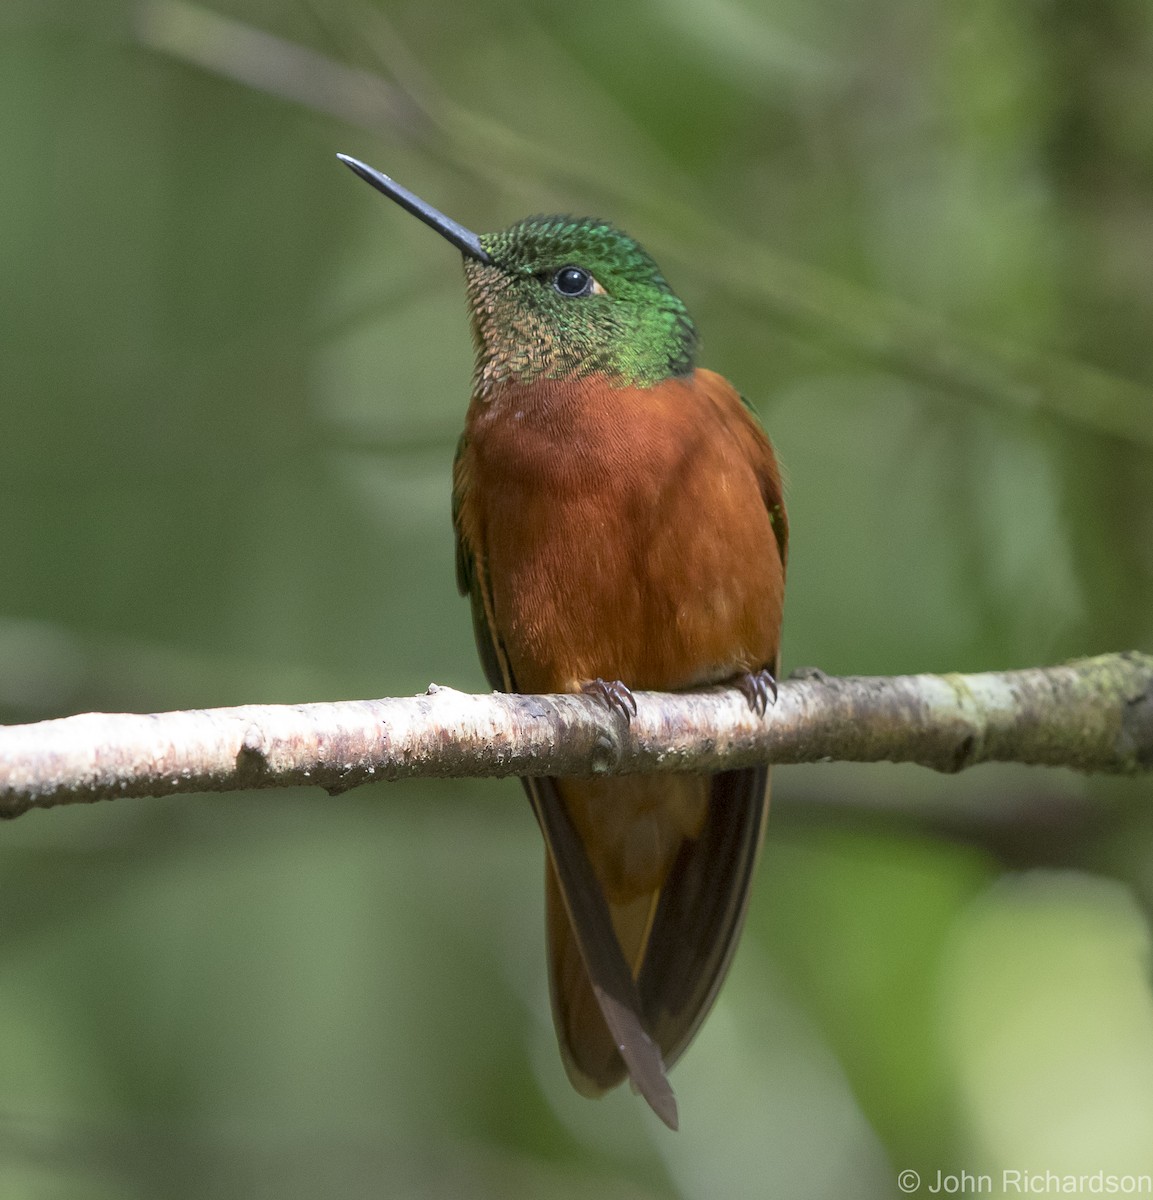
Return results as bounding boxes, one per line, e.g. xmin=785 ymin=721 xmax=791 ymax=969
xmin=580 ymin=677 xmax=638 ymax=723
xmin=788 ymin=665 xmax=829 ymax=682
xmin=736 ymin=667 xmax=778 ymax=716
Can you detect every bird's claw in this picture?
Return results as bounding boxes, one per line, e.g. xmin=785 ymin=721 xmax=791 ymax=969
xmin=581 ymin=677 xmax=638 ymax=723
xmin=737 ymin=668 xmax=778 ymax=716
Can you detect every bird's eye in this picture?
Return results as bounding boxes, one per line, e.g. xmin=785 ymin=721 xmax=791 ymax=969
xmin=552 ymin=265 xmax=596 ymax=297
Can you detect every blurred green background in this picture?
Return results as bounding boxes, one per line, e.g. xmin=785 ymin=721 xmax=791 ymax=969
xmin=3 ymin=0 xmax=1153 ymax=1195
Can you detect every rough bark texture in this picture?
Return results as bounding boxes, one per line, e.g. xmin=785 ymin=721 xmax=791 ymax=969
xmin=0 ymin=653 xmax=1149 ymax=818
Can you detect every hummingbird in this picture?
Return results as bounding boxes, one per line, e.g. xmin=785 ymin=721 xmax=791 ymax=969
xmin=338 ymin=154 xmax=787 ymax=1131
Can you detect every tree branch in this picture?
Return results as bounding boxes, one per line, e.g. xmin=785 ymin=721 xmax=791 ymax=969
xmin=1 ymin=653 xmax=1150 ymax=819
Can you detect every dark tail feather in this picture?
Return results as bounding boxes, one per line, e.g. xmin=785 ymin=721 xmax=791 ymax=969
xmin=527 ymin=777 xmax=678 ymax=1130
xmin=638 ymin=766 xmax=770 ymax=1068
xmin=544 ymin=865 xmax=626 ymax=1093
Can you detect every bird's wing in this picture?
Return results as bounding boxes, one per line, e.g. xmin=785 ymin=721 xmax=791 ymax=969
xmin=452 ymin=432 xmax=511 ymax=692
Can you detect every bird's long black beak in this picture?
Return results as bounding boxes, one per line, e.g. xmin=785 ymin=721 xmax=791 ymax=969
xmin=337 ymin=154 xmax=493 ymax=266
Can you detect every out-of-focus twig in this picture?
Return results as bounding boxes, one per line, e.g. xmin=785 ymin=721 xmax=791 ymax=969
xmin=135 ymin=0 xmax=429 ymax=137
xmin=134 ymin=1 xmax=1153 ymax=450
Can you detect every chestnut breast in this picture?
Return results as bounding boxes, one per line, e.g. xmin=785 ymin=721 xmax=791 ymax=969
xmin=458 ymin=368 xmax=785 ymax=697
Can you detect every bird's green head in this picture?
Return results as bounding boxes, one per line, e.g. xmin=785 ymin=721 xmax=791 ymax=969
xmin=466 ymin=215 xmax=697 ymax=395
xmin=337 ymin=155 xmax=697 ymax=396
